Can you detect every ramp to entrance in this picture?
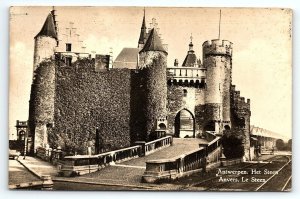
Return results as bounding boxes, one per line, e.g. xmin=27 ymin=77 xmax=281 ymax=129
xmin=120 ymin=138 xmax=208 ymax=167
xmin=72 ymin=138 xmax=208 ymax=186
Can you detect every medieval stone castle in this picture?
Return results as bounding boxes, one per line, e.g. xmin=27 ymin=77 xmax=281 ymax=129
xmin=27 ymin=9 xmax=251 ymax=158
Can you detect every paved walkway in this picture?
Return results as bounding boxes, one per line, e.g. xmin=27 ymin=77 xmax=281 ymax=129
xmin=120 ymin=138 xmax=208 ymax=167
xmin=9 ymin=160 xmax=40 ymax=185
xmin=18 ymin=156 xmax=58 ymax=178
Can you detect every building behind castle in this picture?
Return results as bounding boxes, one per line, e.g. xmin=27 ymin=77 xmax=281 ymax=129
xmin=27 ymin=10 xmax=251 ymax=158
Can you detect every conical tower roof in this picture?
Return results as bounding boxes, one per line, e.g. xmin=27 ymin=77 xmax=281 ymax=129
xmin=34 ymin=13 xmax=57 ymax=39
xmin=182 ymin=40 xmax=197 ymax=67
xmin=138 ymin=9 xmax=147 ymax=45
xmin=140 ymin=28 xmax=167 ymax=54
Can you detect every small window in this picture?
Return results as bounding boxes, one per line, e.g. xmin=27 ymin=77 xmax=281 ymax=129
xmin=183 ymin=89 xmax=187 ymax=97
xmin=66 ymin=43 xmax=72 ymax=52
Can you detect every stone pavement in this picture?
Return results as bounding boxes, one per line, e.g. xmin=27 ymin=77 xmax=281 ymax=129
xmin=18 ymin=156 xmax=58 ymax=178
xmin=9 ymin=160 xmax=40 ymax=185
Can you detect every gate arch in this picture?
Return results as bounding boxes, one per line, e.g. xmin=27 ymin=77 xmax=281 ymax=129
xmin=174 ymin=108 xmax=195 ymax=138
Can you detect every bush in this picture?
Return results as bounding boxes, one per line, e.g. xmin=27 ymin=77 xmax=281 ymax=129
xmin=221 ymin=135 xmax=245 ymax=159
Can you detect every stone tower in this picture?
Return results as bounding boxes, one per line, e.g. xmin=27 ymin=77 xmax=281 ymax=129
xmin=33 ymin=13 xmax=58 ymax=73
xmin=138 ymin=28 xmax=168 ymax=140
xmin=28 ymin=12 xmax=58 ymax=153
xmin=202 ymin=39 xmax=233 ymax=133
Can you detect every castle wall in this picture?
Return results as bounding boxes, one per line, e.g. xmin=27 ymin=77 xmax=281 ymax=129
xmin=167 ymin=86 xmax=205 ymax=136
xmin=230 ymin=85 xmax=251 ymax=159
xmin=139 ymin=51 xmax=167 ymax=139
xmin=33 ymin=36 xmax=57 ymax=72
xmin=28 ymin=60 xmax=56 ymax=152
xmin=53 ymin=59 xmax=132 ymax=152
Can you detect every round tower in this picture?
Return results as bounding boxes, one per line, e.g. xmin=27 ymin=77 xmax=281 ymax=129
xmin=202 ymin=39 xmax=232 ymax=133
xmin=28 ymin=12 xmax=58 ymax=153
xmin=139 ymin=28 xmax=168 ymax=140
xmin=33 ymin=13 xmax=57 ymax=73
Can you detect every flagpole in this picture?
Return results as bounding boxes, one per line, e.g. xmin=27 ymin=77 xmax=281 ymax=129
xmin=218 ymin=10 xmax=222 ymax=39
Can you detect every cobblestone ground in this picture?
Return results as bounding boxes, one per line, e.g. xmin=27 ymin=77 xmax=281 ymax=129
xmin=8 ymin=160 xmax=40 ymax=185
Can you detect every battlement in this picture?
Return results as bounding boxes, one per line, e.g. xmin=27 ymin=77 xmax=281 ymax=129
xmin=231 ymin=84 xmax=250 ymax=108
xmin=55 ymin=52 xmax=112 ymax=71
xmin=202 ymin=39 xmax=233 ymax=57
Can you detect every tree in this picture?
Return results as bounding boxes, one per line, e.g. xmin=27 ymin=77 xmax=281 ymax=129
xmin=276 ymin=139 xmax=285 ymax=151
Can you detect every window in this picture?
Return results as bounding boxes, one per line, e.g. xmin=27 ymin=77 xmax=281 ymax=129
xmin=66 ymin=43 xmax=72 ymax=52
xmin=183 ymin=89 xmax=187 ymax=97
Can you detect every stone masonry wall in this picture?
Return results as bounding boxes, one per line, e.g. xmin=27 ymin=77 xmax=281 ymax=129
xmin=167 ymin=85 xmax=205 ymax=136
xmin=230 ymin=85 xmax=251 ymax=159
xmin=33 ymin=36 xmax=57 ymax=72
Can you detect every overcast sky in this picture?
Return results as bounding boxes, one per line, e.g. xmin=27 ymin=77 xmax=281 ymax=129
xmin=9 ymin=6 xmax=292 ymax=139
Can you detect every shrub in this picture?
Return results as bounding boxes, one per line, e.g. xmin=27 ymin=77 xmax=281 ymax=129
xmin=221 ymin=135 xmax=245 ymax=159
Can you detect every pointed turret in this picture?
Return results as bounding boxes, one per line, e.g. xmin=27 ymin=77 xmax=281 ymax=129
xmin=33 ymin=12 xmax=58 ymax=71
xmin=140 ymin=28 xmax=167 ymax=54
xmin=182 ymin=35 xmax=197 ymax=67
xmin=138 ymin=9 xmax=148 ymax=49
xmin=35 ymin=13 xmax=57 ymax=40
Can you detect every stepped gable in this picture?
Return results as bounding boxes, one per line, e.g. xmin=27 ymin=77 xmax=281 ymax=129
xmin=34 ymin=13 xmax=57 ymax=39
xmin=140 ymin=28 xmax=167 ymax=54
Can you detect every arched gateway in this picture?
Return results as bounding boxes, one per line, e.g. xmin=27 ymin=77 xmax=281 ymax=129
xmin=174 ymin=109 xmax=195 ymax=138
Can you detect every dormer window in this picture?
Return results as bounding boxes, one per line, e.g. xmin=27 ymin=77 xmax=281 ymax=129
xmin=66 ymin=43 xmax=72 ymax=52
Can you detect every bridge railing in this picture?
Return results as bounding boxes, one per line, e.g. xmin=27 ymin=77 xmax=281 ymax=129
xmin=142 ymin=135 xmax=222 ymax=183
xmin=58 ymin=136 xmax=173 ymax=177
xmin=36 ymin=146 xmax=63 ymax=164
xmin=145 ymin=136 xmax=173 ymax=155
xmin=58 ymin=145 xmax=141 ymax=176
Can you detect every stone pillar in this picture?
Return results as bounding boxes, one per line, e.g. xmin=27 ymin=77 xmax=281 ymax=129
xmin=179 ymin=155 xmax=185 ymax=174
xmin=41 ymin=175 xmax=53 ymax=190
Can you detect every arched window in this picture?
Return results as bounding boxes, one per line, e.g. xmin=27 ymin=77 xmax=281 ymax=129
xmin=183 ymin=89 xmax=187 ymax=97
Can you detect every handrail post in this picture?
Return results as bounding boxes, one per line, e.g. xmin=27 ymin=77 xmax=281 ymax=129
xmin=179 ymin=155 xmax=185 ymax=174
xmin=135 ymin=141 xmax=146 ymax=157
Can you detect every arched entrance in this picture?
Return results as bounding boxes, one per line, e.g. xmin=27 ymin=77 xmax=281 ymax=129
xmin=174 ymin=109 xmax=195 ymax=138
